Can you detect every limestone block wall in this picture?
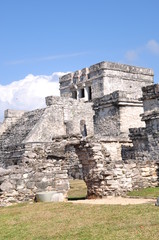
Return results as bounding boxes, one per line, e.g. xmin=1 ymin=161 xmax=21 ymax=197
xmin=102 ymin=140 xmax=132 ymax=161
xmin=142 ymin=84 xmax=159 ymax=112
xmin=0 ymin=108 xmax=45 ymax=167
xmin=75 ymin=140 xmax=159 ymax=198
xmin=103 ymin=64 xmax=154 ymax=99
xmin=0 ymin=109 xmax=25 ymax=135
xmin=93 ymin=91 xmax=144 ymax=139
xmin=24 ymin=105 xmax=66 ymax=142
xmin=125 ymin=84 xmax=159 ymax=162
xmin=0 ymin=108 xmax=45 ymax=147
xmin=119 ymin=105 xmax=145 ymax=135
xmin=60 ymin=61 xmax=154 ymax=100
xmin=122 ymin=128 xmax=147 ymax=160
xmin=0 ymin=94 xmax=95 ymax=206
xmin=1 ymin=137 xmax=159 ymax=206
xmin=0 ymin=144 xmax=26 ymax=168
xmin=0 ymin=142 xmax=69 ymax=206
xmin=59 ymin=73 xmax=73 ymax=98
xmin=93 ymin=103 xmax=120 ymax=138
xmin=45 ymin=96 xmax=94 ymax=138
xmin=65 ymin=145 xmax=83 ymax=179
xmin=0 ymin=96 xmax=94 ymax=168
xmin=0 ymin=97 xmax=94 ymax=146
xmin=128 ymin=125 xmax=159 ymax=162
xmin=0 ymin=137 xmax=88 ymax=206
xmin=1 ymin=80 xmax=159 ymax=205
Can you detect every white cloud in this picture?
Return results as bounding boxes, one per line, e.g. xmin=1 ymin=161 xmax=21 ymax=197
xmin=146 ymin=39 xmax=159 ymax=55
xmin=124 ymin=39 xmax=159 ymax=63
xmin=0 ymin=72 xmax=66 ymax=122
xmin=125 ymin=50 xmax=138 ymax=62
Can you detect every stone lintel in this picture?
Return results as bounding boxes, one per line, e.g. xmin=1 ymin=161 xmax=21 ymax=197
xmin=93 ymin=90 xmax=142 ymax=108
xmin=98 ymin=137 xmax=132 ymax=143
xmin=141 ymin=109 xmax=159 ymax=121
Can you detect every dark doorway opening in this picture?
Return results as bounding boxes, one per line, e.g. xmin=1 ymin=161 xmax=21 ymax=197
xmin=88 ymin=86 xmax=92 ymax=101
xmin=72 ymin=91 xmax=77 ymax=99
xmin=80 ymin=88 xmax=85 ymax=98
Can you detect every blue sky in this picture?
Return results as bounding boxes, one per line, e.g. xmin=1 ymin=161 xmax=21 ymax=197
xmin=1 ymin=0 xmax=159 ymax=83
xmin=0 ymin=0 xmax=159 ymax=120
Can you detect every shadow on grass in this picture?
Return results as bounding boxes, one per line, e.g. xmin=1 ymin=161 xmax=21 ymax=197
xmin=68 ymin=196 xmax=86 ymax=201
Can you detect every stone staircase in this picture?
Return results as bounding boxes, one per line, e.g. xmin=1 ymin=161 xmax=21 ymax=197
xmin=0 ymin=108 xmax=45 ymax=167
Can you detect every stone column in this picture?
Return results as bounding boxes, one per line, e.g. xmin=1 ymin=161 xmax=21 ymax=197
xmin=77 ymin=89 xmax=80 ymax=99
xmin=84 ymin=87 xmax=89 ymax=101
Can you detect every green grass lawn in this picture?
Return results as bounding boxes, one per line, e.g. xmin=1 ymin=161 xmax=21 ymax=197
xmin=0 ymin=202 xmax=159 ymax=240
xmin=127 ymin=187 xmax=159 ymax=198
xmin=1 ymin=180 xmax=159 ymax=240
xmin=68 ymin=179 xmax=87 ymax=200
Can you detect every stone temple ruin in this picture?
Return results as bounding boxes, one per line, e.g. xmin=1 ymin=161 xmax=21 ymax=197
xmin=0 ymin=61 xmax=159 ymax=206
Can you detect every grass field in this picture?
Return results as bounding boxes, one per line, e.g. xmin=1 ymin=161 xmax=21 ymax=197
xmin=127 ymin=186 xmax=159 ymax=198
xmin=0 ymin=180 xmax=159 ymax=240
xmin=0 ymin=202 xmax=159 ymax=240
xmin=68 ymin=179 xmax=87 ymax=200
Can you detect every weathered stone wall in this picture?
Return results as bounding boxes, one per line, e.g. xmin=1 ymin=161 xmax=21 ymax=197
xmin=102 ymin=140 xmax=132 ymax=161
xmin=93 ymin=91 xmax=144 ymax=139
xmin=60 ymin=61 xmax=154 ymax=100
xmin=124 ymin=84 xmax=159 ymax=162
xmin=142 ymin=84 xmax=159 ymax=112
xmin=93 ymin=103 xmax=120 ymax=138
xmin=0 ymin=109 xmax=45 ymax=147
xmin=0 ymin=109 xmax=25 ymax=135
xmin=0 ymin=142 xmax=69 ymax=206
xmin=103 ymin=66 xmax=153 ymax=99
xmin=0 ymin=97 xmax=94 ymax=145
xmin=120 ymin=105 xmax=145 ymax=135
xmin=1 ymin=63 xmax=159 ymax=206
xmin=75 ymin=140 xmax=159 ymax=198
xmin=45 ymin=96 xmax=94 ymax=139
xmin=0 ymin=108 xmax=45 ymax=167
xmin=0 ymin=96 xmax=94 ymax=167
xmin=1 ymin=135 xmax=159 ymax=205
xmin=65 ymin=145 xmax=83 ymax=179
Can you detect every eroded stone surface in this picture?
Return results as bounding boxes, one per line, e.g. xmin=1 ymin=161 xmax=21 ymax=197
xmin=60 ymin=61 xmax=153 ymax=100
xmin=1 ymin=61 xmax=159 ymax=206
